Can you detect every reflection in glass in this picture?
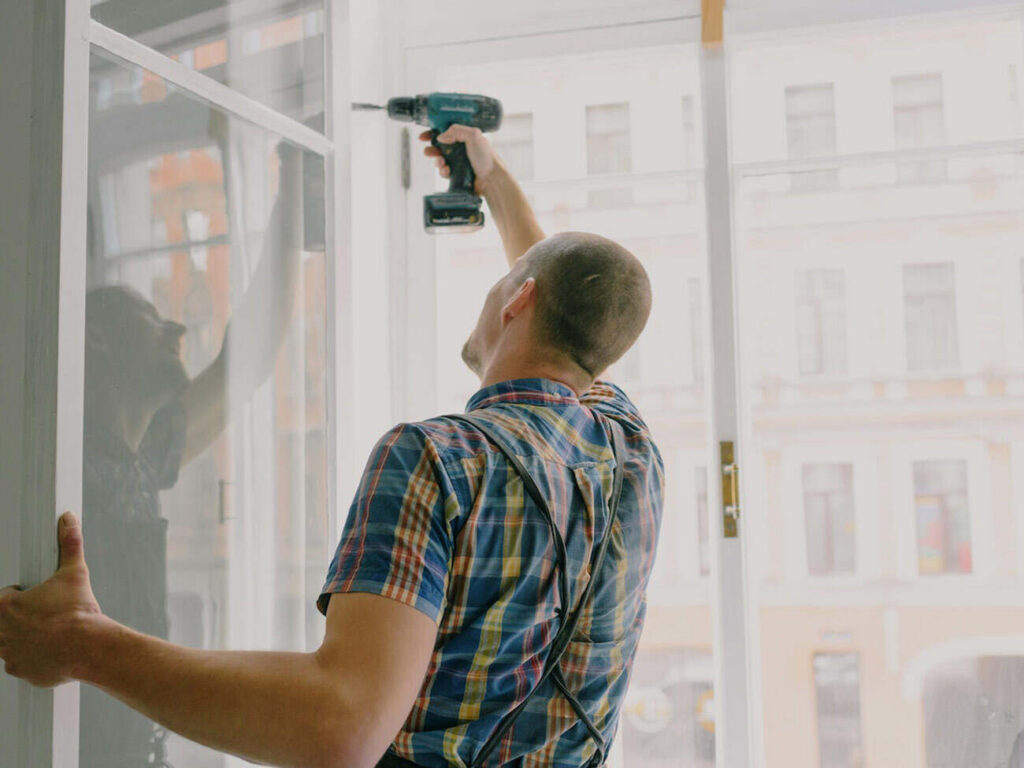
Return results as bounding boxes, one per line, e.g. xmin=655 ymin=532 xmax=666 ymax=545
xmin=84 ymin=52 xmax=328 ymax=768
xmin=923 ymin=657 xmax=1024 ymax=767
xmin=621 ymin=648 xmax=715 ymax=768
xmin=813 ymin=653 xmax=863 ymax=768
xmin=90 ymin=0 xmax=325 ymax=125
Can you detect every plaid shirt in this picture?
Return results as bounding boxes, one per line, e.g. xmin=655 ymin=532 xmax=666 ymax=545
xmin=319 ymin=379 xmax=664 ymax=768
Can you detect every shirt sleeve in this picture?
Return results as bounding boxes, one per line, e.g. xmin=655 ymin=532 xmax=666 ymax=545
xmin=317 ymin=423 xmax=454 ymax=625
xmin=139 ymin=399 xmax=187 ymax=491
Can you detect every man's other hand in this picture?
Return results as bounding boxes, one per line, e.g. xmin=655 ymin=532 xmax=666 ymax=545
xmin=420 ymin=124 xmax=498 ymax=195
xmin=0 ymin=512 xmax=102 ymax=687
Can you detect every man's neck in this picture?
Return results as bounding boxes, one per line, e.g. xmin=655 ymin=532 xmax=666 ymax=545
xmin=480 ymin=359 xmax=592 ymax=398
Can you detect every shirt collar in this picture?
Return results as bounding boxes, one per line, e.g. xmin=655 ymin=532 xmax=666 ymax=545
xmin=465 ymin=378 xmax=579 ymax=412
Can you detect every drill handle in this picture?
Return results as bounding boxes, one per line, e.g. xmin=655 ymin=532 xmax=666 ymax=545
xmin=430 ymin=130 xmax=477 ymax=197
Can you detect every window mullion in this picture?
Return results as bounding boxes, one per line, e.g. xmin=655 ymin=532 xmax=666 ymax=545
xmin=700 ymin=42 xmax=755 ymax=768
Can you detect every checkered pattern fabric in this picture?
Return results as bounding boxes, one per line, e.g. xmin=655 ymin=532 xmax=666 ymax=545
xmin=318 ymin=378 xmax=664 ymax=768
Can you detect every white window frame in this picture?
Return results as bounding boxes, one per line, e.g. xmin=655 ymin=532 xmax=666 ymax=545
xmin=1 ymin=1 xmax=353 ymax=765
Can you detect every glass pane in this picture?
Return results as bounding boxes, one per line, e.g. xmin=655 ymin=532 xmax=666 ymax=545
xmin=492 ymin=112 xmax=535 ymax=181
xmin=83 ymin=50 xmax=329 ymax=768
xmin=733 ymin=11 xmax=1024 ymax=767
xmin=427 ymin=44 xmax=713 ymax=768
xmin=90 ymin=0 xmax=325 ymax=125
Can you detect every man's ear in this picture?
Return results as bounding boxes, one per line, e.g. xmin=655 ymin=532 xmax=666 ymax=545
xmin=500 ymin=278 xmax=536 ymax=326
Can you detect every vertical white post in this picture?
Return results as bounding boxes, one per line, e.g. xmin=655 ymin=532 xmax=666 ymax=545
xmin=700 ymin=43 xmax=752 ymax=768
xmin=347 ymin=0 xmax=405 ymax=461
xmin=0 ymin=0 xmax=90 ymax=766
xmin=326 ymin=0 xmax=357 ymax=525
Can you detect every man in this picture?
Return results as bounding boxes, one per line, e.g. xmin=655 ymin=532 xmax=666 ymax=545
xmin=79 ymin=140 xmax=305 ymax=767
xmin=0 ymin=124 xmax=663 ymax=768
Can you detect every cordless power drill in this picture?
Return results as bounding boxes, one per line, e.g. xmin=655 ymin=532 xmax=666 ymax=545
xmin=354 ymin=93 xmax=503 ymax=232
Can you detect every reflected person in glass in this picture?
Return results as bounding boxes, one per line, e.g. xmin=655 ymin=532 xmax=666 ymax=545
xmin=79 ymin=141 xmax=305 ymax=768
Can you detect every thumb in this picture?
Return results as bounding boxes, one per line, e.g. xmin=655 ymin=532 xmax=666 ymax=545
xmin=437 ymin=124 xmax=477 ymax=144
xmin=57 ymin=511 xmax=86 ymax=570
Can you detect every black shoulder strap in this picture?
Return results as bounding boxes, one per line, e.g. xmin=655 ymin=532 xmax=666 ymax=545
xmin=449 ymin=413 xmax=626 ymax=768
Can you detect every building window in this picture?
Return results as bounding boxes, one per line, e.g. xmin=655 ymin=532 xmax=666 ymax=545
xmin=802 ymin=463 xmax=856 ymax=575
xmin=785 ymin=83 xmax=838 ymax=191
xmin=696 ymin=466 xmax=710 ymax=577
xmin=621 ymin=340 xmax=642 ymax=383
xmin=586 ymin=102 xmax=632 ymax=208
xmin=814 ymin=653 xmax=863 ymax=768
xmin=681 ymin=95 xmax=698 ymax=168
xmin=493 ymin=112 xmax=534 ymax=181
xmin=892 ymin=73 xmax=946 ymax=183
xmin=903 ymin=263 xmax=959 ymax=371
xmin=795 ymin=269 xmax=847 ymax=376
xmin=1020 ymin=258 xmax=1024 ymax=333
xmin=689 ymin=277 xmax=705 ymax=388
xmin=1010 ymin=64 xmax=1021 ymax=135
xmin=914 ymin=459 xmax=971 ymax=575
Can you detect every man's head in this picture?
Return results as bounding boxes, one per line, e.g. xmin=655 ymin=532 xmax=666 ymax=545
xmin=462 ymin=232 xmax=652 ymax=389
xmin=85 ymin=285 xmax=189 ymax=411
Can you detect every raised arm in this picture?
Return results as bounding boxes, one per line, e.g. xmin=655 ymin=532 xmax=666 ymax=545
xmin=178 ymin=142 xmax=305 ymax=464
xmin=422 ymin=124 xmax=545 ymax=268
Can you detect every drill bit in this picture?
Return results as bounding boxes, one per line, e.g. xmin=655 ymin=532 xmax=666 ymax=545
xmin=352 ymin=102 xmax=385 ymax=111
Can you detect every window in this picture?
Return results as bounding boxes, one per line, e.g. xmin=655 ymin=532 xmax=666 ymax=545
xmin=785 ymin=84 xmax=838 ymax=191
xmin=802 ymin=463 xmax=856 ymax=575
xmin=492 ymin=112 xmax=534 ymax=181
xmin=914 ymin=459 xmax=971 ymax=574
xmin=587 ymin=102 xmax=631 ymax=174
xmin=893 ymin=74 xmax=946 ymax=183
xmin=696 ymin=466 xmax=710 ymax=577
xmin=682 ymin=95 xmax=698 ymax=168
xmin=795 ymin=269 xmax=847 ymax=376
xmin=814 ymin=653 xmax=863 ymax=768
xmin=904 ymin=263 xmax=959 ymax=371
xmin=1011 ymin=64 xmax=1022 ymax=134
xmin=586 ymin=102 xmax=632 ymax=208
xmin=689 ymin=277 xmax=705 ymax=388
